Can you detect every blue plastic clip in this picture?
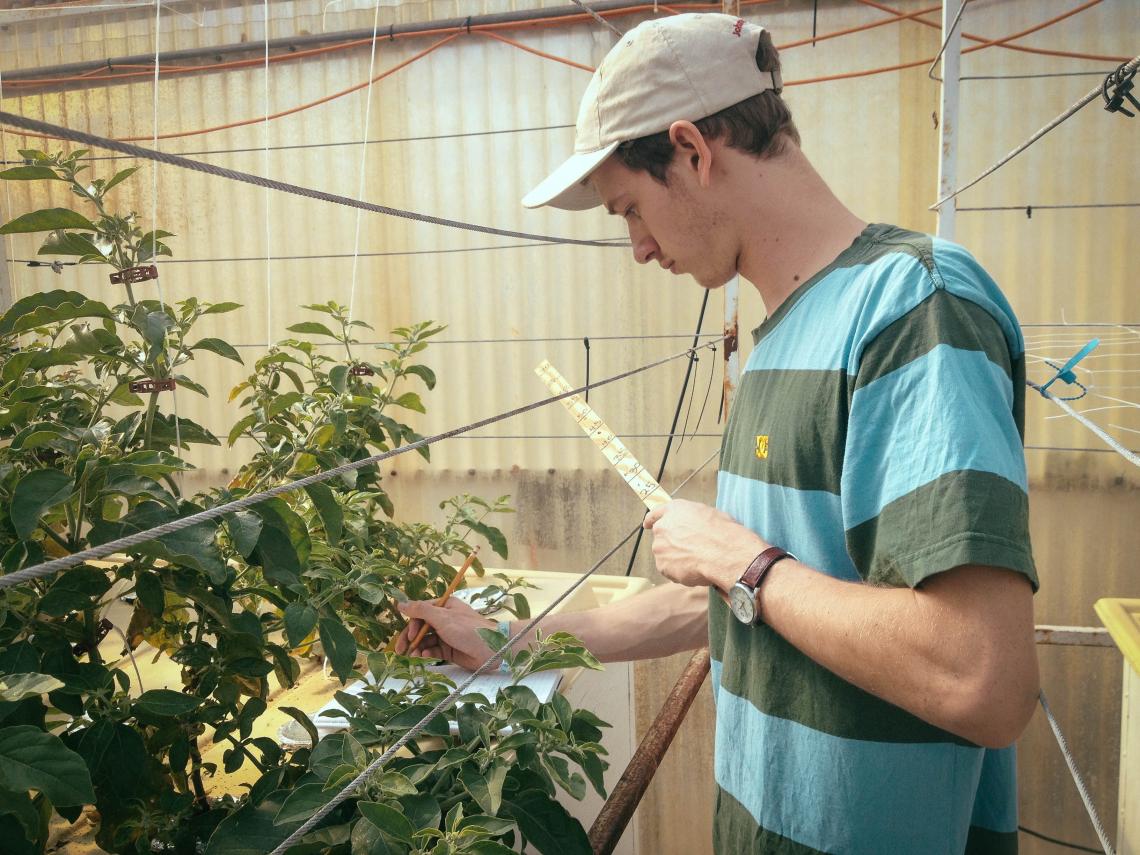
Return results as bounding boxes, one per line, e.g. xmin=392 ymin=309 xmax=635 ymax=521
xmin=1035 ymin=338 xmax=1099 ymax=399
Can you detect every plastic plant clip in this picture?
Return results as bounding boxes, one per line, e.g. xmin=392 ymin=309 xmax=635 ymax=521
xmin=1036 ymin=338 xmax=1099 ymax=397
xmin=109 ymin=265 xmax=159 ymax=285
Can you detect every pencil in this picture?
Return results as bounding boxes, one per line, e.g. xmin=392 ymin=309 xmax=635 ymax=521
xmin=408 ymin=546 xmax=480 ymax=651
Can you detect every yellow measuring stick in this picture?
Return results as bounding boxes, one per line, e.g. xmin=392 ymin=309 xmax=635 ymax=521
xmin=535 ymin=359 xmax=671 ymax=510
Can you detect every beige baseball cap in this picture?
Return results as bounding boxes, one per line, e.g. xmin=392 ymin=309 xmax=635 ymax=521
xmin=522 ymin=13 xmax=781 ymax=211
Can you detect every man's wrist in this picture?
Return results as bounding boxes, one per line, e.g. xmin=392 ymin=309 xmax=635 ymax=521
xmin=715 ymin=540 xmax=772 ymax=592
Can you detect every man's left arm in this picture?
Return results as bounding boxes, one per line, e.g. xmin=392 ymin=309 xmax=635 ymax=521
xmin=644 ymin=499 xmax=1039 ymax=749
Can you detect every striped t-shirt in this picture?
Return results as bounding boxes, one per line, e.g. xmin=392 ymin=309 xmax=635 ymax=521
xmin=711 ymin=223 xmax=1038 ymax=854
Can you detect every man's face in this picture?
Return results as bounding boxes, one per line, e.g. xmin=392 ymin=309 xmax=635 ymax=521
xmin=591 ymin=156 xmax=737 ymax=290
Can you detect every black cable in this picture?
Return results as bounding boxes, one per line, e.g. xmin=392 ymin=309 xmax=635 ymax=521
xmin=1018 ymin=824 xmax=1103 ymax=854
xmin=623 ymin=289 xmax=711 ymax=577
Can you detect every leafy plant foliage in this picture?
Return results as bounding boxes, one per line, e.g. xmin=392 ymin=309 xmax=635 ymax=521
xmin=0 ymin=153 xmax=607 ymax=854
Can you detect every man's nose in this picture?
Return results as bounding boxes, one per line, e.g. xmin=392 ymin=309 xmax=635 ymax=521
xmin=632 ymin=232 xmax=661 ymax=265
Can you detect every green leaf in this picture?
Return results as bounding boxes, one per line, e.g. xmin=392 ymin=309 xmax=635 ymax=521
xmin=287 ymin=321 xmax=337 ymax=338
xmin=267 ymin=391 xmax=302 ymax=418
xmin=11 ymin=469 xmax=73 ymax=541
xmin=375 ymin=771 xmax=417 ymax=798
xmin=134 ymin=689 xmax=202 ymax=718
xmin=102 ymin=166 xmax=139 ymax=193
xmin=0 ymin=786 xmax=40 ymax=843
xmin=204 ymin=794 xmax=299 ymax=855
xmin=392 ymin=392 xmax=425 ymax=414
xmin=462 ymin=763 xmax=508 ymax=816
xmin=0 ymin=165 xmax=61 ymax=181
xmin=273 ymin=781 xmax=335 ymax=825
xmin=329 ymin=365 xmax=349 ymax=395
xmin=249 ymin=499 xmax=310 ymax=587
xmin=89 ymin=502 xmax=227 ymax=584
xmin=0 ymin=208 xmax=97 ymax=234
xmin=38 ymin=566 xmax=111 ymax=616
xmin=0 ymin=725 xmax=94 ymax=807
xmin=192 ymin=337 xmax=244 ymax=364
xmin=318 ymin=617 xmax=357 ymax=683
xmin=469 ymin=522 xmax=509 ymax=561
xmin=398 ymin=792 xmax=440 ymax=833
xmin=304 ymin=483 xmax=343 ymax=545
xmin=225 ymin=510 xmax=262 ymax=558
xmin=203 ymin=301 xmax=242 ymax=315
xmin=468 ymin=842 xmax=518 ymax=855
xmin=283 ymin=603 xmax=318 ymax=648
xmin=0 ymin=290 xmax=112 ymax=336
xmin=228 ymin=413 xmax=257 ymax=447
xmin=134 ymin=570 xmax=165 ymax=616
xmin=501 ymin=790 xmax=590 ymax=855
xmin=38 ymin=230 xmax=106 ymax=259
xmin=403 ymin=364 xmax=436 ymax=390
xmin=358 ymin=801 xmax=414 ymax=843
xmin=0 ymin=673 xmax=65 ymax=702
xmin=458 ymin=815 xmax=517 ymax=836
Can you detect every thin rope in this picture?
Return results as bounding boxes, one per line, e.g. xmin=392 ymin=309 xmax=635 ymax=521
xmin=263 ymin=0 xmax=273 ymax=348
xmin=0 ymin=67 xmax=18 ymax=309
xmin=568 ymin=0 xmax=624 ymax=36
xmin=269 ymin=445 xmax=720 ymax=853
xmin=930 ymin=54 xmax=1140 ymax=209
xmin=0 ymin=340 xmax=717 ymax=591
xmin=14 ymin=236 xmax=630 ymax=265
xmin=347 ymin=0 xmax=384 ymax=323
xmin=925 ymin=0 xmax=968 ymax=81
xmin=1038 ymin=691 xmax=1115 ymax=855
xmin=0 ymin=111 xmax=623 ymax=249
xmin=150 ymin=0 xmax=184 ymax=475
xmin=0 ymin=124 xmax=578 ymax=164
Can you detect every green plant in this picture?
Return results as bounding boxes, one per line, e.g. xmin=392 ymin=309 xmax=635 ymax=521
xmin=0 ymin=153 xmax=608 ymax=855
xmin=205 ymin=642 xmax=609 ymax=855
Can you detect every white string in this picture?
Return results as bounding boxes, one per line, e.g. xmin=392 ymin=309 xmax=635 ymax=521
xmin=263 ymin=0 xmax=273 ymax=345
xmin=0 ymin=66 xmax=17 ymax=308
xmin=150 ymin=0 xmax=183 ymax=471
xmin=347 ymin=0 xmax=385 ymax=324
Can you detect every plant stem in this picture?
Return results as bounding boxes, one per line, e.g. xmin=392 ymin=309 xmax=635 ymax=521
xmin=142 ymin=390 xmax=159 ymax=449
xmin=187 ymin=739 xmax=209 ymax=809
xmin=38 ymin=523 xmax=71 ymax=553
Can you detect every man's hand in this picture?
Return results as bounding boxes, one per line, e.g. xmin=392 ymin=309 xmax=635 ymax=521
xmin=395 ymin=598 xmax=498 ymax=671
xmin=643 ymin=498 xmax=768 ymax=590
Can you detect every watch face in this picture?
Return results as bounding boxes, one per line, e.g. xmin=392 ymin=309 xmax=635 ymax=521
xmin=729 ymin=584 xmax=756 ymax=624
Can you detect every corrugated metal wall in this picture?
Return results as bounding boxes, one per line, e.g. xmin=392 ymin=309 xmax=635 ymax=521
xmin=2 ymin=1 xmax=1138 ymax=852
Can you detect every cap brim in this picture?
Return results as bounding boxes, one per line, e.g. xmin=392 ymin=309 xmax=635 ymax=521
xmin=521 ymin=142 xmax=619 ymax=210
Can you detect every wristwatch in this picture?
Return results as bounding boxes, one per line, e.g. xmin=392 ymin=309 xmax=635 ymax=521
xmin=728 ymin=546 xmax=794 ymax=625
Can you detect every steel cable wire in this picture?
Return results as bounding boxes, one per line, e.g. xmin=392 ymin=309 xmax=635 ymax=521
xmin=0 ymin=339 xmax=718 ymax=591
xmin=0 ymin=111 xmax=623 ymax=248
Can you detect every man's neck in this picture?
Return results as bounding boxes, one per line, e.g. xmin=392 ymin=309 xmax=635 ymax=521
xmin=728 ymin=148 xmax=867 ymax=317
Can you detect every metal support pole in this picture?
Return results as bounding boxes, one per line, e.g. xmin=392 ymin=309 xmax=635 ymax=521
xmin=588 ymin=648 xmax=711 ymax=855
xmin=935 ymin=0 xmax=963 ymax=240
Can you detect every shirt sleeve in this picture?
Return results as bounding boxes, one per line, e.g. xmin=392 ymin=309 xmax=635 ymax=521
xmin=841 ymin=287 xmax=1038 ymax=590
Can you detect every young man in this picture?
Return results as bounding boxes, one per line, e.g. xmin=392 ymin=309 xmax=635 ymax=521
xmin=398 ymin=13 xmax=1039 ymax=853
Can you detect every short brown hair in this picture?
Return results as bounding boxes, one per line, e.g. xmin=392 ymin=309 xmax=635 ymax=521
xmin=616 ymin=29 xmax=799 ymax=182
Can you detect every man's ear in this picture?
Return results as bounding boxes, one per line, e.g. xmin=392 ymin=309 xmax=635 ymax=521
xmin=668 ymin=121 xmax=714 ymax=188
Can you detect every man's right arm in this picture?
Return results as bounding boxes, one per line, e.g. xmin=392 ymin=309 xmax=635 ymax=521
xmin=395 ymin=581 xmax=708 ymax=669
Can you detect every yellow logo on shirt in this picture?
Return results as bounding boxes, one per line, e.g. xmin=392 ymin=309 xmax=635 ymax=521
xmin=755 ymin=435 xmax=769 ymax=459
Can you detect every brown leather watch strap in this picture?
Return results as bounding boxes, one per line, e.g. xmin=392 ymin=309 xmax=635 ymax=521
xmin=739 ymin=546 xmax=792 ymax=588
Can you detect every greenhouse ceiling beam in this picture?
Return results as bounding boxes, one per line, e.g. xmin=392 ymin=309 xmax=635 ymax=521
xmin=0 ymin=0 xmax=703 ymax=84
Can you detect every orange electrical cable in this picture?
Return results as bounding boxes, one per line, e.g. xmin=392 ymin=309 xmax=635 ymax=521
xmin=855 ymin=0 xmax=1122 ymax=63
xmin=112 ymin=33 xmax=459 ymax=142
xmin=476 ymin=30 xmax=596 ymax=72
xmin=787 ymin=0 xmax=1122 ymax=87
xmin=778 ymin=4 xmax=941 ymax=50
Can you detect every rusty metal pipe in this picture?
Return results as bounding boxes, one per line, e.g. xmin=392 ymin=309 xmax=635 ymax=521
xmin=589 ymin=647 xmax=712 ymax=855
